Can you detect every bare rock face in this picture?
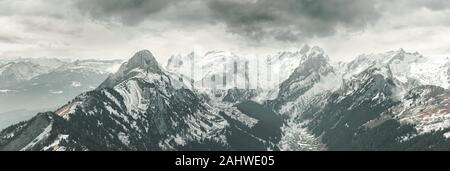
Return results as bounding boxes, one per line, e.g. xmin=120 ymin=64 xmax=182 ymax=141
xmin=99 ymin=50 xmax=162 ymax=89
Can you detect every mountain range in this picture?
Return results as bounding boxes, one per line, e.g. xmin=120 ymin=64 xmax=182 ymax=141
xmin=1 ymin=46 xmax=450 ymax=151
xmin=0 ymin=58 xmax=123 ymax=129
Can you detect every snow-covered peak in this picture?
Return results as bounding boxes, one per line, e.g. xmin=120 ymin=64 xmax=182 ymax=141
xmin=200 ymin=51 xmax=241 ymax=69
xmin=267 ymin=46 xmax=327 ymax=66
xmin=267 ymin=45 xmax=312 ymax=62
xmin=347 ymin=49 xmax=423 ymax=68
xmin=343 ymin=49 xmax=449 ymax=89
xmin=167 ymin=50 xmax=243 ymax=82
xmin=303 ymin=46 xmax=329 ymax=64
xmin=307 ymin=46 xmax=325 ymax=57
xmin=165 ymin=46 xmax=333 ymax=102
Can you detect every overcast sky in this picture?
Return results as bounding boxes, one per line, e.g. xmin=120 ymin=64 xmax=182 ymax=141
xmin=1 ymin=0 xmax=450 ymax=62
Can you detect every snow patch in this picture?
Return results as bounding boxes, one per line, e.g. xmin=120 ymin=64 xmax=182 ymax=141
xmin=114 ymin=80 xmax=147 ymax=114
xmin=173 ymin=134 xmax=187 ymax=146
xmin=50 ymin=90 xmax=64 ymax=94
xmin=71 ymin=81 xmax=82 ymax=87
xmin=444 ymin=132 xmax=450 ymax=139
xmin=118 ymin=132 xmax=130 ymax=146
xmin=0 ymin=89 xmax=17 ymax=93
xmin=103 ymin=90 xmax=122 ymax=107
xmin=278 ymin=122 xmax=325 ymax=151
xmin=43 ymin=134 xmax=69 ymax=151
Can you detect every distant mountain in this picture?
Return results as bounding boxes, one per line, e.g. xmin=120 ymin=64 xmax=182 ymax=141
xmin=344 ymin=49 xmax=450 ymax=90
xmin=166 ymin=45 xmax=319 ymax=103
xmin=0 ymin=58 xmax=66 ymax=88
xmin=0 ymin=58 xmax=123 ymax=128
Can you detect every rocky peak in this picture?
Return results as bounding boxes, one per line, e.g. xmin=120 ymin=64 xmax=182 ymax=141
xmin=98 ymin=50 xmax=163 ymax=88
xmin=126 ymin=50 xmax=161 ymax=72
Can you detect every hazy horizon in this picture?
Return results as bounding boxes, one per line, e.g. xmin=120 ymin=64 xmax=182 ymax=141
xmin=2 ymin=46 xmax=449 ymax=65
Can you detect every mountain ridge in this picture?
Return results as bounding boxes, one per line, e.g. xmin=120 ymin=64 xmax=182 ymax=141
xmin=1 ymin=47 xmax=450 ymax=151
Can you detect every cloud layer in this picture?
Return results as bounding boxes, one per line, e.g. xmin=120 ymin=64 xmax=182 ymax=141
xmin=72 ymin=0 xmax=450 ymax=42
xmin=1 ymin=0 xmax=450 ymax=60
xmin=73 ymin=0 xmax=382 ymax=41
xmin=208 ymin=0 xmax=382 ymax=41
xmin=75 ymin=0 xmax=173 ymax=25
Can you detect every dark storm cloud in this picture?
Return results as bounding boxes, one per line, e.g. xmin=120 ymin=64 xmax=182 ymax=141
xmin=75 ymin=0 xmax=176 ymax=25
xmin=3 ymin=0 xmax=450 ymax=43
xmin=74 ymin=0 xmax=381 ymax=41
xmin=207 ymin=0 xmax=381 ymax=41
xmin=416 ymin=0 xmax=450 ymax=11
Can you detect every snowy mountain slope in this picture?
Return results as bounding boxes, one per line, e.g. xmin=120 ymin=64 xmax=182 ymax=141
xmin=266 ymin=47 xmax=340 ymax=151
xmin=268 ymin=46 xmax=341 ymax=118
xmin=269 ymin=48 xmax=450 ymax=150
xmin=344 ymin=49 xmax=450 ymax=90
xmin=1 ymin=47 xmax=450 ymax=151
xmin=351 ymin=85 xmax=450 ymax=150
xmin=0 ymin=50 xmax=225 ymax=150
xmin=168 ymin=51 xmax=241 ymax=89
xmin=167 ymin=50 xmax=253 ymax=103
xmin=388 ymin=86 xmax=450 ymax=134
xmin=166 ymin=45 xmax=324 ymax=103
xmin=280 ymin=53 xmax=450 ymax=150
xmin=295 ymin=66 xmax=404 ymax=150
xmin=0 ymin=50 xmax=283 ymax=151
xmin=166 ymin=47 xmax=328 ymax=150
xmin=165 ymin=47 xmax=450 ymax=151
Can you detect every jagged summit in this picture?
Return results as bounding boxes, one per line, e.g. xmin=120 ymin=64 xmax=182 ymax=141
xmin=116 ymin=50 xmax=161 ymax=74
xmin=301 ymin=46 xmax=329 ymax=63
xmin=308 ymin=46 xmax=325 ymax=55
xmin=125 ymin=50 xmax=161 ymax=72
xmin=98 ymin=50 xmax=162 ymax=88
